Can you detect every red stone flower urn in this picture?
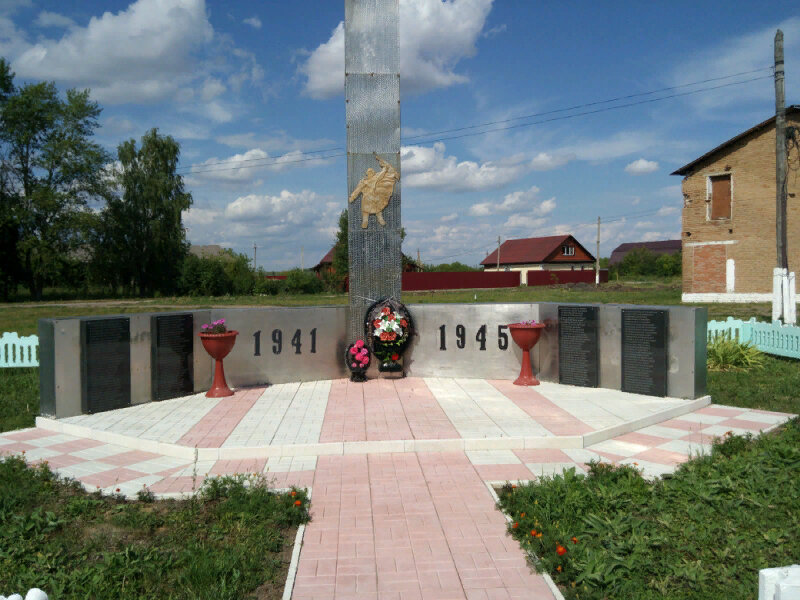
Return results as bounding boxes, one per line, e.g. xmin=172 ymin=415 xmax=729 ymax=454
xmin=508 ymin=321 xmax=546 ymax=386
xmin=199 ymin=330 xmax=238 ymax=397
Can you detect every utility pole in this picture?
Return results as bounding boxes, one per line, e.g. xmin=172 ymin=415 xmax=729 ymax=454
xmin=774 ymin=29 xmax=792 ymax=323
xmin=496 ymin=236 xmax=501 ymax=270
xmin=253 ymin=242 xmax=257 ymax=270
xmin=417 ymin=248 xmax=421 ymax=265
xmin=301 ymin=247 xmax=305 ymax=270
xmin=595 ymin=216 xmax=601 ymax=285
xmin=776 ymin=29 xmax=788 ymax=271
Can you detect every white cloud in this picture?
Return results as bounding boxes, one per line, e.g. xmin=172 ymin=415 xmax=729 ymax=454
xmin=300 ymin=0 xmax=493 ymax=99
xmin=562 ymin=131 xmax=657 ymax=162
xmin=625 ymin=158 xmax=659 ymax=175
xmin=482 ymin=24 xmax=506 ymax=38
xmin=402 ymin=142 xmax=528 ymax=191
xmin=468 ymin=186 xmax=553 ymax=216
xmin=658 ymin=184 xmax=682 ymax=199
xmin=224 ymin=190 xmax=334 ymax=225
xmin=657 ymin=205 xmax=679 ymax=216
xmin=530 ymin=152 xmax=573 ymax=171
xmin=201 ymin=77 xmax=225 ymax=101
xmin=4 ymin=0 xmax=260 ymax=106
xmin=440 ymin=213 xmax=458 ymax=222
xmin=670 ymin=17 xmax=800 ymax=112
xmin=502 ymin=215 xmax=547 ymax=231
xmin=243 ymin=16 xmax=261 ymax=29
xmin=34 ymin=11 xmax=75 ymax=29
xmin=189 ymin=148 xmax=333 ymax=184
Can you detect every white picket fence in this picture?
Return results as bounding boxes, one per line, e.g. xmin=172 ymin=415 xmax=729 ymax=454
xmin=0 ymin=332 xmax=39 ymax=367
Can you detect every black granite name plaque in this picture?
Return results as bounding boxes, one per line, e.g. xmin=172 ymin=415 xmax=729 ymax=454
xmin=621 ymin=309 xmax=668 ymax=397
xmin=558 ymin=305 xmax=599 ymax=387
xmin=81 ymin=317 xmax=131 ymax=413
xmin=152 ymin=314 xmax=194 ymax=401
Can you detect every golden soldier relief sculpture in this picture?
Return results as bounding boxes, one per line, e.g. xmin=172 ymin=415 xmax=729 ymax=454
xmin=348 ymin=153 xmax=400 ymax=228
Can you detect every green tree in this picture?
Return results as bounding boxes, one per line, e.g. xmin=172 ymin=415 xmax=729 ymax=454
xmin=0 ymin=59 xmax=20 ymax=300
xmin=97 ymin=128 xmax=192 ymax=296
xmin=0 ymin=65 xmax=110 ymax=299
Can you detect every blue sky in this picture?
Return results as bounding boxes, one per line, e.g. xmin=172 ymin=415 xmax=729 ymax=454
xmin=1 ymin=0 xmax=798 ymax=269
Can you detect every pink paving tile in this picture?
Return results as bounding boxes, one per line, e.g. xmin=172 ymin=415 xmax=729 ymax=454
xmin=658 ymin=418 xmax=700 ymax=431
xmin=696 ymin=405 xmax=746 ymax=417
xmin=718 ymin=418 xmax=776 ymax=431
xmin=176 ymin=386 xmax=265 ymax=447
xmin=592 ymin=450 xmax=627 ymax=463
xmin=682 ymin=431 xmax=715 ymax=444
xmin=514 ymin=448 xmax=572 ymax=463
xmin=613 ymin=431 xmax=671 ymax=447
xmin=41 ymin=453 xmax=87 ymax=469
xmin=634 ymin=448 xmax=690 ymax=466
xmin=0 ymin=442 xmax=36 ymax=454
xmin=81 ymin=467 xmax=149 ymax=488
xmin=99 ymin=450 xmax=163 ymax=467
xmin=394 ymin=378 xmax=460 ymax=440
xmin=47 ymin=438 xmax=105 ymax=453
xmin=488 ymin=380 xmax=594 ymax=435
xmin=3 ymin=428 xmax=59 ymax=441
xmin=148 ymin=476 xmax=205 ymax=494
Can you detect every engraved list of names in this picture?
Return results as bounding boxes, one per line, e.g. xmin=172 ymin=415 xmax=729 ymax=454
xmin=621 ymin=309 xmax=669 ymax=397
xmin=558 ymin=305 xmax=599 ymax=387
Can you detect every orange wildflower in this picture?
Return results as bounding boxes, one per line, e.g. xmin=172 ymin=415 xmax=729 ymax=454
xmin=556 ymin=565 xmax=562 ymax=572
xmin=571 ymin=536 xmax=578 ymax=544
xmin=512 ymin=522 xmax=519 ymax=529
xmin=294 ymin=500 xmax=302 ymax=506
xmin=556 ymin=544 xmax=567 ymax=556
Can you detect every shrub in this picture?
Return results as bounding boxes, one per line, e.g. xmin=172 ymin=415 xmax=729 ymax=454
xmin=254 ymin=277 xmax=285 ymax=295
xmin=707 ymin=334 xmax=766 ymax=371
xmin=284 ymin=269 xmax=323 ymax=294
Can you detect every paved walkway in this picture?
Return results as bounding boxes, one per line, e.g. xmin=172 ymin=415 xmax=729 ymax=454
xmin=1 ymin=378 xmax=794 ymax=599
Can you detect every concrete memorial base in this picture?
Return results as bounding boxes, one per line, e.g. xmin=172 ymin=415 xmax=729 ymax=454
xmin=38 ymin=302 xmax=707 ymax=419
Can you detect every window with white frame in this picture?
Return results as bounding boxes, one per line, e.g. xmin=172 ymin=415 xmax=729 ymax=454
xmin=562 ymin=245 xmax=575 ymax=256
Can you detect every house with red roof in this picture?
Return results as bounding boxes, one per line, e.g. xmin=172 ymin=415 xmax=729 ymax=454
xmin=480 ymin=235 xmax=596 ymax=280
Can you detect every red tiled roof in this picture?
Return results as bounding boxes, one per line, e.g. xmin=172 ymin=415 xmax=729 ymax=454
xmin=609 ymin=240 xmax=681 ymax=265
xmin=480 ymin=235 xmax=592 ymax=266
xmin=317 ymin=247 xmax=334 ymax=265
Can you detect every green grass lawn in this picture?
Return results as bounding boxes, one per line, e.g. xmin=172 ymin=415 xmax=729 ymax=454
xmin=0 ymin=281 xmax=773 ymax=336
xmin=0 ymin=459 xmax=309 ymax=600
xmin=497 ymin=418 xmax=800 ymax=600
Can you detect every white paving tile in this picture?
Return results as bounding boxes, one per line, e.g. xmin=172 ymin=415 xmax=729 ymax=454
xmin=677 ymin=413 xmax=729 ymax=425
xmin=659 ymin=439 xmax=712 ymax=458
xmin=21 ymin=447 xmax=61 ymax=461
xmin=465 ymin=450 xmax=521 ymax=465
xmin=701 ymin=425 xmax=755 ymax=438
xmin=587 ymin=439 xmax=647 ymax=457
xmin=637 ymin=424 xmax=694 ymax=440
xmin=454 ymin=379 xmax=553 ymax=438
xmin=736 ymin=411 xmax=793 ymax=425
xmin=524 ymin=462 xmax=584 ymax=478
xmin=424 ymin=377 xmax=505 ymax=438
xmin=619 ymin=458 xmax=675 ymax=480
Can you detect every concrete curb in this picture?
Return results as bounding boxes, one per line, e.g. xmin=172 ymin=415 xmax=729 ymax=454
xmin=484 ymin=481 xmax=565 ymax=600
xmin=34 ymin=396 xmax=711 ymax=459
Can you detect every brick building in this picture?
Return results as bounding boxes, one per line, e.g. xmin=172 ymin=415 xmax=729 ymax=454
xmin=672 ymin=106 xmax=800 ymax=302
xmin=481 ymin=235 xmax=595 ymax=280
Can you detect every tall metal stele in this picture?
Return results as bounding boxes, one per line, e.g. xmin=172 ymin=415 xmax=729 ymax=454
xmin=345 ymin=0 xmax=402 ymax=344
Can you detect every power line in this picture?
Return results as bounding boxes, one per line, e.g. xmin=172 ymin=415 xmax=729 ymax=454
xmin=402 ymin=66 xmax=772 ymax=142
xmin=175 ymin=68 xmax=772 ymax=176
xmin=407 ymin=74 xmax=773 ymax=146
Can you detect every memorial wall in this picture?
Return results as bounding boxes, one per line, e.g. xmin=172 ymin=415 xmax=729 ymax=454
xmin=39 ymin=302 xmax=707 ymax=418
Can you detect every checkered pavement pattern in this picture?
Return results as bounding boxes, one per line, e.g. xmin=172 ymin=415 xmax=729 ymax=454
xmin=1 ymin=380 xmax=794 ymax=599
